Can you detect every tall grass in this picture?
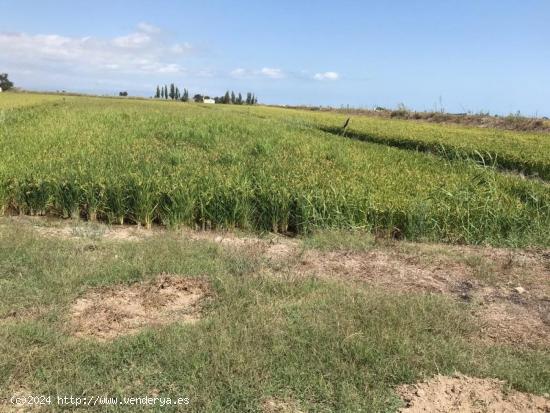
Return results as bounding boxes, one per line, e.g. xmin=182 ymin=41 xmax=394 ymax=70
xmin=0 ymin=94 xmax=548 ymax=246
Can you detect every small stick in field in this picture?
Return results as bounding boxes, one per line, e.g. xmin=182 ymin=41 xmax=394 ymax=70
xmin=342 ymin=117 xmax=350 ymax=136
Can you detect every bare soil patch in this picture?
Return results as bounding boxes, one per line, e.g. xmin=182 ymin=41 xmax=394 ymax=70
xmin=261 ymin=397 xmax=304 ymax=413
xmin=185 ymin=230 xmax=262 ymax=247
xmin=5 ymin=216 xmax=157 ymax=242
xmin=297 ymin=245 xmax=549 ymax=296
xmin=397 ymin=374 xmax=550 ymax=412
xmin=480 ymin=301 xmax=550 ymax=348
xmin=70 ymin=275 xmax=210 ymax=340
xmin=33 ymin=224 xmax=154 ymax=242
xmin=185 ymin=230 xmax=299 ymax=258
xmin=295 ymin=245 xmax=550 ymax=348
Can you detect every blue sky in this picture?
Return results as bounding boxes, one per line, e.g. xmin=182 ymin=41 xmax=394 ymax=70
xmin=1 ymin=0 xmax=549 ymax=115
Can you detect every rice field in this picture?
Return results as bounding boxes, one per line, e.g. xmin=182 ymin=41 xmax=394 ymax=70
xmin=0 ymin=92 xmax=63 ymax=109
xmin=0 ymin=92 xmax=549 ymax=246
xmin=316 ymin=112 xmax=550 ymax=180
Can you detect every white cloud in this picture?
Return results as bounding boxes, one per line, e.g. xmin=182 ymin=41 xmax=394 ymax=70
xmin=170 ymin=43 xmax=191 ymax=54
xmin=260 ymin=67 xmax=284 ymax=79
xmin=230 ymin=67 xmax=339 ymax=81
xmin=112 ymin=32 xmax=152 ymax=49
xmin=313 ymin=71 xmax=339 ymax=80
xmin=230 ymin=67 xmax=285 ymax=79
xmin=127 ymin=61 xmax=185 ymax=74
xmin=137 ymin=22 xmax=161 ymax=34
xmin=0 ymin=23 xmax=192 ymax=75
xmin=230 ymin=68 xmax=247 ymax=78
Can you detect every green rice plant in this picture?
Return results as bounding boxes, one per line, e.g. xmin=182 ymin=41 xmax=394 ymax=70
xmin=53 ymin=178 xmax=82 ymax=218
xmin=103 ymin=182 xmax=129 ymax=225
xmin=316 ymin=113 xmax=550 ymax=179
xmin=0 ymin=93 xmax=548 ymax=246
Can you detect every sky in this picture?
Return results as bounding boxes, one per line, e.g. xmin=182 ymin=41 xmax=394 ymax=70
xmin=1 ymin=0 xmax=549 ymax=115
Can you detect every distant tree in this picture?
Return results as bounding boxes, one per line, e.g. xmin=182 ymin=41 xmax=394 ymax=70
xmin=118 ymin=91 xmax=128 ymax=97
xmin=165 ymin=85 xmax=169 ymax=99
xmin=252 ymin=94 xmax=258 ymax=105
xmin=0 ymin=73 xmax=14 ymax=91
xmin=246 ymin=92 xmax=252 ymax=105
xmin=181 ymin=88 xmax=189 ymax=102
xmin=160 ymin=87 xmax=164 ymax=99
xmin=223 ymin=91 xmax=230 ymax=104
xmin=230 ymin=91 xmax=236 ymax=104
xmin=237 ymin=92 xmax=243 ymax=105
xmin=193 ymin=94 xmax=203 ymax=103
xmin=175 ymin=86 xmax=180 ymax=100
xmin=169 ymin=83 xmax=175 ymax=100
xmin=155 ymin=85 xmax=161 ymax=98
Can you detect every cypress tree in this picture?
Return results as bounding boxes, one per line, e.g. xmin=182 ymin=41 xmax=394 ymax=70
xmin=164 ymin=85 xmax=169 ymax=100
xmin=231 ymin=91 xmax=236 ymax=104
xmin=155 ymin=85 xmax=161 ymax=98
xmin=224 ymin=91 xmax=230 ymax=104
xmin=237 ymin=92 xmax=243 ymax=104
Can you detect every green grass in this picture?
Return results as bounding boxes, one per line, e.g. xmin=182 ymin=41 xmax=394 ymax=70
xmin=0 ymin=220 xmax=548 ymax=412
xmin=0 ymin=93 xmax=549 ymax=247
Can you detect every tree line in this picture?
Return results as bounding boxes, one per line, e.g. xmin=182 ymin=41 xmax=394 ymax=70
xmin=154 ymin=84 xmax=257 ymax=104
xmin=155 ymin=84 xmax=189 ymax=101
